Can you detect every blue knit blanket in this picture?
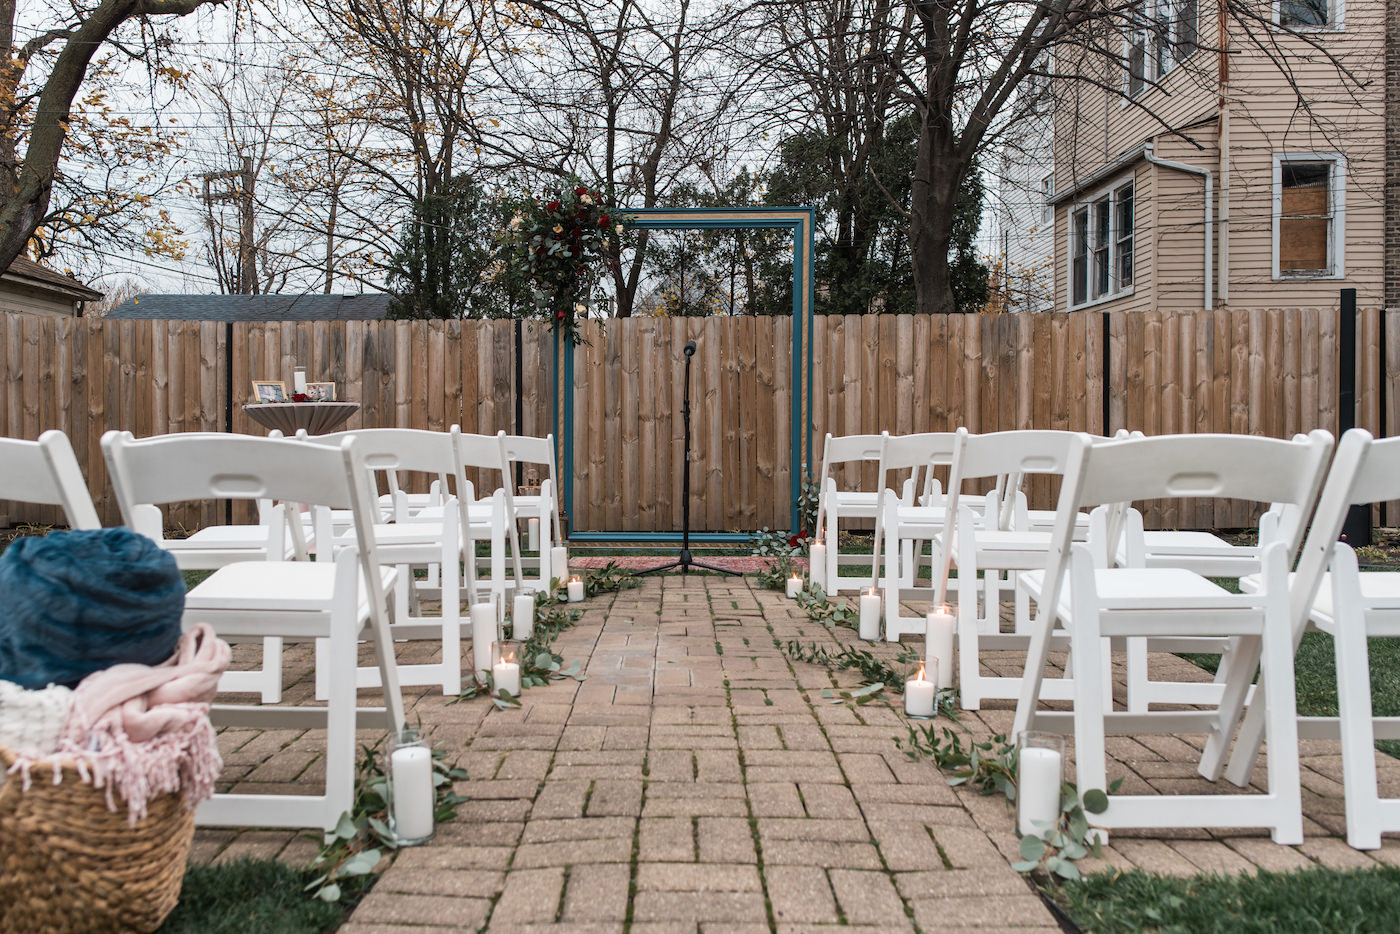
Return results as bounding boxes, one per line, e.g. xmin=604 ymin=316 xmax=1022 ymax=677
xmin=0 ymin=528 xmax=185 ymax=690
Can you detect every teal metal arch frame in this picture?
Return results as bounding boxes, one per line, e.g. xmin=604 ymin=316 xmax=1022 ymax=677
xmin=556 ymin=206 xmax=817 ymax=543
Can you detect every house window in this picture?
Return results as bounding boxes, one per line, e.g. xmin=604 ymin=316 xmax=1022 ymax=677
xmin=1274 ymin=153 xmax=1344 ymax=278
xmin=1041 ymin=175 xmax=1055 ymax=225
xmin=1278 ymin=0 xmax=1337 ymax=29
xmin=1127 ymin=0 xmax=1198 ymax=96
xmin=1070 ymin=180 xmax=1135 ymax=307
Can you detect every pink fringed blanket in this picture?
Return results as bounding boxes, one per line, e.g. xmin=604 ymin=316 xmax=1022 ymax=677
xmin=6 ymin=623 xmax=231 ymax=823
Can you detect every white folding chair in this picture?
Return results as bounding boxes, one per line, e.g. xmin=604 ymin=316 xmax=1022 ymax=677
xmin=1218 ymin=429 xmax=1400 ymax=849
xmin=500 ymin=433 xmax=563 ymax=590
xmin=813 ymin=433 xmax=885 ymax=594
xmin=1012 ymin=432 xmax=1332 ymax=844
xmin=299 ymin=428 xmax=468 ymax=695
xmin=0 ymin=430 xmax=101 ymax=530
xmin=870 ymin=431 xmax=971 ymax=639
xmin=932 ymin=430 xmax=1088 ymax=709
xmin=101 ymin=430 xmax=405 ymax=834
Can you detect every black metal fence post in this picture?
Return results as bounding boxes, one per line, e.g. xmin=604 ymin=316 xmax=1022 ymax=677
xmin=1339 ymin=288 xmax=1372 ymax=545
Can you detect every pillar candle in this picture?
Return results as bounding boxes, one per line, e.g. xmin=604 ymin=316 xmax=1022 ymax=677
xmin=786 ymin=575 xmax=802 ymax=598
xmin=293 ymin=366 xmax=307 ymax=393
xmin=470 ymin=602 xmax=495 ymax=682
xmin=809 ymin=541 xmax=827 ymax=593
xmin=904 ymin=662 xmax=936 ymax=717
xmin=925 ymin=606 xmax=956 ymax=692
xmin=551 ymin=545 xmax=568 ymax=582
xmin=528 ymin=517 xmax=540 ymax=553
xmin=492 ymin=659 xmax=521 ymax=696
xmin=390 ymin=742 xmax=434 ymax=842
xmin=567 ymin=577 xmax=584 ymax=602
xmin=513 ymin=593 xmax=535 ymax=640
xmin=1017 ymin=745 xmax=1064 ymax=836
xmin=859 ymin=588 xmax=880 ymax=640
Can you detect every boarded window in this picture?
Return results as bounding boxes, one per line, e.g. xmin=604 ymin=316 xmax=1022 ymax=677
xmin=1279 ymin=0 xmax=1329 ymax=27
xmin=1279 ymin=162 xmax=1331 ymax=273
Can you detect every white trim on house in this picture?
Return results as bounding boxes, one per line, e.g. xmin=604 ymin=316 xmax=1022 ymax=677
xmin=1271 ymin=151 xmax=1346 ymax=280
xmin=1272 ymin=0 xmax=1345 ymax=32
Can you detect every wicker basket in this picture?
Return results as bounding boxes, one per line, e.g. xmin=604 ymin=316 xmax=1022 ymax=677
xmin=0 ymin=745 xmax=195 ymax=934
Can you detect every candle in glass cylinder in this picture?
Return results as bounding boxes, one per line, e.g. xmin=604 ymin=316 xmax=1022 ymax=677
xmin=492 ymin=641 xmax=521 ymax=696
xmin=293 ymin=366 xmax=308 ymax=394
xmin=809 ymin=540 xmax=827 ymax=593
xmin=470 ymin=602 xmax=496 ymax=683
xmin=567 ymin=577 xmax=584 ymax=602
xmin=1017 ymin=731 xmax=1065 ymax=836
xmin=550 ymin=546 xmax=568 ymax=582
xmin=859 ymin=588 xmax=881 ymax=640
xmin=528 ymin=517 xmax=540 ymax=553
xmin=513 ymin=593 xmax=535 ymax=640
xmin=904 ymin=661 xmax=936 ymax=717
xmin=390 ymin=737 xmax=434 ymax=843
xmin=925 ymin=605 xmax=955 ymax=691
xmin=786 ymin=574 xmax=802 ymax=598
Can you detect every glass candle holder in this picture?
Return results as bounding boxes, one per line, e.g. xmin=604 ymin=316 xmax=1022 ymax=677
xmin=492 ymin=640 xmax=522 ymax=696
xmin=389 ymin=730 xmax=435 ymax=845
xmin=904 ymin=659 xmax=937 ymax=717
xmin=1017 ymin=731 xmax=1066 ymax=837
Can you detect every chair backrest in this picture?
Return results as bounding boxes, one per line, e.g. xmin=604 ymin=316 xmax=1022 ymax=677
xmin=299 ymin=428 xmax=457 ymax=519
xmin=1034 ymin=430 xmax=1335 ymax=643
xmin=0 ymin=430 xmax=100 ymax=530
xmin=867 ymin=430 xmax=965 ymax=590
xmin=452 ymin=426 xmax=523 ymax=582
xmin=501 ymin=433 xmax=562 ymax=535
xmin=1288 ymin=429 xmax=1400 ymax=636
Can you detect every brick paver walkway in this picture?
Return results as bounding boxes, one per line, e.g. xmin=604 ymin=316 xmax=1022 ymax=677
xmin=193 ymin=573 xmax=1400 ymax=933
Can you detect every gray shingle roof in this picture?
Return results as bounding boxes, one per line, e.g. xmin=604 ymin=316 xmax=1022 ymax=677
xmin=107 ymin=294 xmax=392 ymax=321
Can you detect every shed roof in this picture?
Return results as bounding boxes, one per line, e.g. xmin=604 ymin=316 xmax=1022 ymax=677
xmin=3 ymin=257 xmax=104 ymax=302
xmin=107 ymin=293 xmax=392 ymax=321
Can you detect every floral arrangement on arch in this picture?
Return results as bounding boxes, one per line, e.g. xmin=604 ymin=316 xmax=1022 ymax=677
xmin=510 ymin=181 xmax=630 ymax=345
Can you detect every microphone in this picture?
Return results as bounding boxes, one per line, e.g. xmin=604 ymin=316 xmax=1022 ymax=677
xmin=683 ymin=340 xmax=697 ymax=357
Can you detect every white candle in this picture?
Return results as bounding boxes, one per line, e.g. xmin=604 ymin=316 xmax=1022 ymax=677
xmin=1017 ymin=746 xmax=1064 ymax=836
xmin=905 ymin=663 xmax=936 ymax=717
xmin=492 ymin=659 xmax=521 ymax=696
xmin=859 ymin=588 xmax=880 ymax=640
xmin=925 ymin=606 xmax=955 ymax=692
xmin=528 ymin=517 xmax=540 ymax=553
xmin=390 ymin=743 xmax=434 ymax=842
xmin=567 ymin=577 xmax=584 ymax=602
xmin=551 ymin=545 xmax=568 ymax=582
xmin=293 ymin=367 xmax=307 ymax=393
xmin=809 ymin=541 xmax=827 ymax=592
xmin=513 ymin=593 xmax=535 ymax=640
xmin=470 ymin=602 xmax=496 ymax=682
xmin=786 ymin=575 xmax=802 ymax=598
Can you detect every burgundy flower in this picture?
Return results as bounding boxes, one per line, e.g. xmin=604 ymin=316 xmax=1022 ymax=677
xmin=546 ymin=200 xmax=561 ymax=212
xmin=788 ymin=529 xmax=810 ymax=549
xmin=599 ymin=214 xmax=610 ymax=227
xmin=574 ymin=186 xmax=587 ymax=195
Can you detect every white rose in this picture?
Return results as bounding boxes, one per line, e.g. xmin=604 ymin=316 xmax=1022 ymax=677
xmin=615 ymin=224 xmax=623 ymax=234
xmin=509 ymin=215 xmax=522 ymax=229
xmin=580 ymin=194 xmax=593 ymax=204
xmin=575 ymin=303 xmax=587 ymax=314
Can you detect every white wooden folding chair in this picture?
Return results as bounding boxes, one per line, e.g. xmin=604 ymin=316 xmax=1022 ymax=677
xmin=0 ymin=429 xmax=101 ymax=531
xmin=813 ymin=433 xmax=885 ymax=594
xmin=932 ymin=430 xmax=1088 ymax=709
xmin=1012 ymin=432 xmax=1332 ymax=844
xmin=298 ymin=428 xmax=468 ymax=695
xmin=101 ymin=430 xmax=405 ymax=834
xmin=501 ymin=433 xmax=563 ymax=590
xmin=870 ymin=431 xmax=967 ymax=640
xmin=1216 ymin=429 xmax=1400 ymax=849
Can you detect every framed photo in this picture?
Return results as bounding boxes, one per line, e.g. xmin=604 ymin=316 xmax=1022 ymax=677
xmin=305 ymin=381 xmax=336 ymax=402
xmin=251 ymin=380 xmax=287 ymax=403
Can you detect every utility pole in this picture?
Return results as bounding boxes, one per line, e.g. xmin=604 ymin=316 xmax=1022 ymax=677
xmin=202 ymin=156 xmax=256 ymax=294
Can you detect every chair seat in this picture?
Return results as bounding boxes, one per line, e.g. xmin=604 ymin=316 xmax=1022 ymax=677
xmin=1242 ymin=570 xmax=1400 ymax=622
xmin=1022 ymin=566 xmax=1239 ymax=612
xmin=186 ymin=561 xmax=396 ymax=612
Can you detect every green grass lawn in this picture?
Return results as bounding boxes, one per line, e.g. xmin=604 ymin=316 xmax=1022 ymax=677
xmin=160 ymin=859 xmax=352 ymax=933
xmin=1055 ymin=864 xmax=1400 ymax=933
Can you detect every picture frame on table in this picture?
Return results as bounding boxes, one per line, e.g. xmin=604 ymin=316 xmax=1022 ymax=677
xmin=305 ymin=381 xmax=337 ymax=402
xmin=251 ymin=380 xmax=287 ymax=403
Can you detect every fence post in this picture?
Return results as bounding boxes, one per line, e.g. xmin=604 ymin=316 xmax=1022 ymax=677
xmin=1339 ymin=287 xmax=1372 ymax=545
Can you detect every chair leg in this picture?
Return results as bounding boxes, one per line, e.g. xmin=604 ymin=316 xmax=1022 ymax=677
xmin=324 ymin=612 xmax=358 ymax=836
xmin=439 ymin=514 xmax=463 ymax=694
xmin=1259 ymin=604 xmax=1303 ymax=845
xmin=958 ymin=570 xmax=981 ymax=710
xmin=1211 ymin=635 xmax=1266 ymax=786
xmin=1333 ymin=553 xmax=1383 ymax=849
xmin=824 ymin=519 xmax=838 ymax=592
xmin=261 ymin=637 xmax=283 ymax=704
xmin=1125 ymin=638 xmax=1149 ymax=714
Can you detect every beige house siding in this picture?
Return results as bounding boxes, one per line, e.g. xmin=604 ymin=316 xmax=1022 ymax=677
xmin=1051 ymin=0 xmax=1384 ymax=312
xmin=0 ymin=283 xmax=81 ymax=318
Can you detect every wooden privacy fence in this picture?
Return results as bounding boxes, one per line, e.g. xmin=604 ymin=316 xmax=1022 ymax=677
xmin=0 ymin=307 xmax=1393 ymax=533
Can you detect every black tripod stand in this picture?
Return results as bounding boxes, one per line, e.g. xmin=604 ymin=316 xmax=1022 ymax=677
xmin=639 ymin=339 xmax=741 ymax=576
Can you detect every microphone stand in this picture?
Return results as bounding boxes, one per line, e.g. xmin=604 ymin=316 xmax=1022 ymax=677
xmin=639 ymin=340 xmax=741 ymax=577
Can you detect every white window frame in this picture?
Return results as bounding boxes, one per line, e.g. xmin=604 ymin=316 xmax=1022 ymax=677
xmin=1067 ymin=177 xmax=1136 ymax=310
xmin=1124 ymin=0 xmax=1199 ymax=99
xmin=1273 ymin=0 xmax=1344 ymax=32
xmin=1271 ymin=151 xmax=1346 ymax=280
xmin=1041 ymin=175 xmax=1055 ymax=226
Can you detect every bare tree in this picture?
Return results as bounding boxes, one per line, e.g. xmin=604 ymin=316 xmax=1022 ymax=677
xmin=0 ymin=0 xmax=223 ymax=274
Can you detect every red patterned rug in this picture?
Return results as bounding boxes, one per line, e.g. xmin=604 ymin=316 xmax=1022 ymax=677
xmin=568 ymin=554 xmax=807 ymax=574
